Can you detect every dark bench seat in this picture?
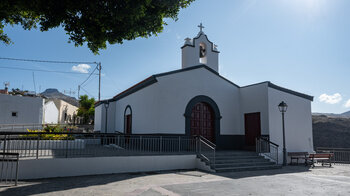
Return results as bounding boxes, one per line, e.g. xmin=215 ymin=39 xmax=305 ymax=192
xmin=309 ymin=153 xmax=334 ymax=168
xmin=288 ymin=152 xmax=309 ymax=165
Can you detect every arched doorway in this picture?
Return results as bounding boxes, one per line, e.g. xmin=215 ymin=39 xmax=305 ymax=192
xmin=190 ymin=102 xmax=215 ymax=142
xmin=185 ymin=95 xmax=221 ymax=144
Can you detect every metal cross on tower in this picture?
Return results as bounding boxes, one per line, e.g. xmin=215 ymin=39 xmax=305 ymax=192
xmin=198 ymin=23 xmax=204 ymax=32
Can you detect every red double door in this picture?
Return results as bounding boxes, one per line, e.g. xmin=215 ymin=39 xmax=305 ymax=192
xmin=190 ymin=102 xmax=215 ymax=143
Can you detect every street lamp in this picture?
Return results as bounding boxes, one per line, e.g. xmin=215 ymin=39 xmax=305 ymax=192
xmin=104 ymin=101 xmax=110 ymax=133
xmin=278 ymin=101 xmax=288 ymax=166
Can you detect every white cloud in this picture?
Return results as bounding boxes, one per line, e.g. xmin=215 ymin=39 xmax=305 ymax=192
xmin=319 ymin=93 xmax=342 ymax=104
xmin=344 ymin=99 xmax=350 ymax=108
xmin=72 ymin=64 xmax=91 ymax=73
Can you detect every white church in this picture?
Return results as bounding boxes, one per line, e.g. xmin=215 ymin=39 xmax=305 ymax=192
xmin=95 ymin=24 xmax=314 ymax=154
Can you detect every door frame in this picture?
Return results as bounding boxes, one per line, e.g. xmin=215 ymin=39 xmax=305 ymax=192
xmin=184 ymin=95 xmax=221 ymax=142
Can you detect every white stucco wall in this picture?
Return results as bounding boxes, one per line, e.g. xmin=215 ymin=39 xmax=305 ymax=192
xmin=94 ymin=104 xmax=103 ymax=132
xmin=18 ymin=155 xmax=197 ymax=179
xmin=239 ymin=83 xmax=269 ymax=135
xmin=43 ymin=101 xmax=59 ymax=124
xmin=268 ymin=87 xmax=314 ymax=164
xmin=0 ymin=94 xmax=44 ymax=125
xmin=114 ymin=67 xmax=241 ymax=135
xmin=52 ymin=99 xmax=78 ymax=124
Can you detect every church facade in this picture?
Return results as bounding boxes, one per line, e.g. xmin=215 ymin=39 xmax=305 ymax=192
xmin=95 ymin=26 xmax=314 ymax=154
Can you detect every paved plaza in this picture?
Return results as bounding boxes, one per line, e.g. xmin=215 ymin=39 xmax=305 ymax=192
xmin=1 ymin=165 xmax=350 ymax=195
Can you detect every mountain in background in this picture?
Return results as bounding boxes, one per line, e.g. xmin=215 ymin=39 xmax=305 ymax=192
xmin=313 ymin=115 xmax=350 ymax=148
xmin=40 ymin=88 xmax=79 ymax=107
xmin=313 ymin=111 xmax=350 ymax=118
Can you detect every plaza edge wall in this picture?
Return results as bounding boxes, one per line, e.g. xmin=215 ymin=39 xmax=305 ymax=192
xmin=18 ymin=155 xmax=197 ymax=179
xmin=267 ymin=87 xmax=314 ymax=164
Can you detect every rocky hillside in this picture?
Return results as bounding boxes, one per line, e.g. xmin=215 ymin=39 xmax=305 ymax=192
xmin=313 ymin=115 xmax=350 ymax=148
xmin=40 ymin=88 xmax=79 ymax=107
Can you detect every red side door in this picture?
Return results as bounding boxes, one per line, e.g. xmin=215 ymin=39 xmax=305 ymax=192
xmin=244 ymin=112 xmax=261 ymax=147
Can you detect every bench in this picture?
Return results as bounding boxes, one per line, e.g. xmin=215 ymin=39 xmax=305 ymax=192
xmin=309 ymin=153 xmax=334 ymax=168
xmin=288 ymin=152 xmax=309 ymax=165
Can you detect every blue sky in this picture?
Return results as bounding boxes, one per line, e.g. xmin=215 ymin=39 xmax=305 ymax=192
xmin=0 ymin=0 xmax=349 ymax=114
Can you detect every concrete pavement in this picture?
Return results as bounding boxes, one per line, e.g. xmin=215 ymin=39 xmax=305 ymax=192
xmin=1 ymin=165 xmax=350 ymax=195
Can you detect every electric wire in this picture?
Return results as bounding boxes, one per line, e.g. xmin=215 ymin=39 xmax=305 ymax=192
xmin=80 ymin=86 xmax=94 ymax=98
xmin=0 ymin=66 xmax=99 ymax=75
xmin=79 ymin=65 xmax=98 ymax=86
xmin=0 ymin=57 xmax=97 ymax=65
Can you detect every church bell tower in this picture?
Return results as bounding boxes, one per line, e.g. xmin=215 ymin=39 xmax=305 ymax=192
xmin=181 ymin=23 xmax=220 ymax=72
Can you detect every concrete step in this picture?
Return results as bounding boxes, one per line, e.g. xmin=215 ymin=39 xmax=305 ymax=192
xmin=215 ymin=151 xmax=258 ymax=156
xmin=213 ymin=158 xmax=270 ymax=164
xmin=214 ymin=164 xmax=282 ymax=173
xmin=212 ymin=161 xmax=275 ymax=168
xmin=207 ymin=155 xmax=265 ymax=160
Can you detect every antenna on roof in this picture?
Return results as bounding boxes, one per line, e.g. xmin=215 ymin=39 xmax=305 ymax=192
xmin=4 ymin=82 xmax=9 ymax=89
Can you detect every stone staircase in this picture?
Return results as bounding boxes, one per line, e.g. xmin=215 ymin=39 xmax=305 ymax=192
xmin=199 ymin=151 xmax=282 ymax=172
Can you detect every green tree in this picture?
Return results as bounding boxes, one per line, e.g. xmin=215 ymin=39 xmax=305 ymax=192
xmin=0 ymin=0 xmax=194 ymax=54
xmin=77 ymin=95 xmax=95 ymax=124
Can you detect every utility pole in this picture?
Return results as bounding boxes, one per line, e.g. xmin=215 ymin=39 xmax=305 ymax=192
xmin=77 ymin=85 xmax=80 ymax=99
xmin=98 ymin=62 xmax=101 ymax=101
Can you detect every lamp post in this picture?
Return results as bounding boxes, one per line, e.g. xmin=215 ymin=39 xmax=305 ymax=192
xmin=278 ymin=101 xmax=288 ymax=166
xmin=104 ymin=101 xmax=110 ymax=134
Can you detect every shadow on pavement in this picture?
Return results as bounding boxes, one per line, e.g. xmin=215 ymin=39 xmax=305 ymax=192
xmin=0 ymin=166 xmax=313 ymax=195
xmin=0 ymin=171 xmax=154 ymax=196
xmin=209 ymin=165 xmax=311 ymax=179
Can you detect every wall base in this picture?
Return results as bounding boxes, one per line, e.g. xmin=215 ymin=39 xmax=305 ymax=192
xmin=18 ymin=155 xmax=197 ymax=180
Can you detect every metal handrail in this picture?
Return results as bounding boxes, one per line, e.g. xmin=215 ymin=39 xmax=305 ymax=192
xmin=198 ymin=135 xmax=216 ymax=148
xmin=197 ymin=136 xmax=216 ymax=169
xmin=257 ymin=136 xmax=279 ymax=147
xmin=256 ymin=137 xmax=279 ymax=164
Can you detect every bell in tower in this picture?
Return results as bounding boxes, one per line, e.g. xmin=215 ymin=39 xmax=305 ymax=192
xmin=181 ymin=23 xmax=219 ymax=72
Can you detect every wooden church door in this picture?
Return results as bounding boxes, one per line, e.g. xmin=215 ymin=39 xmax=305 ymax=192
xmin=244 ymin=112 xmax=261 ymax=147
xmin=190 ymin=102 xmax=215 ymax=143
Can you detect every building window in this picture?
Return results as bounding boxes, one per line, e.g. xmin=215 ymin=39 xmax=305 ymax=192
xmin=124 ymin=105 xmax=132 ymax=134
xmin=12 ymin=112 xmax=18 ymax=117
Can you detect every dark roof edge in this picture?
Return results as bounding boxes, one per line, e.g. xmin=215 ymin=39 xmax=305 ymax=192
xmin=95 ymin=66 xmax=313 ymax=106
xmin=154 ymin=65 xmax=240 ymax=88
xmin=95 ymin=99 xmax=110 ymax=107
xmin=95 ymin=76 xmax=158 ymax=106
xmin=240 ymin=81 xmax=270 ymax=88
xmin=267 ymin=82 xmax=314 ymax=101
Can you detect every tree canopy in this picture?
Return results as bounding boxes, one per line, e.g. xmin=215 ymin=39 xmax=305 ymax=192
xmin=0 ymin=0 xmax=194 ymax=54
xmin=77 ymin=95 xmax=95 ymax=124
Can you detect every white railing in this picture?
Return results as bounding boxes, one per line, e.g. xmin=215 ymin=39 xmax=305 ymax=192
xmin=256 ymin=137 xmax=279 ymax=164
xmin=0 ymin=132 xmax=197 ymax=159
xmin=317 ymin=147 xmax=350 ymax=164
xmin=197 ymin=136 xmax=216 ymax=169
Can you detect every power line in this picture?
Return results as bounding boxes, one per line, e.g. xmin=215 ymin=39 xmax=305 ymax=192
xmin=79 ymin=65 xmax=98 ymax=86
xmin=0 ymin=57 xmax=97 ymax=65
xmin=0 ymin=66 xmax=99 ymax=75
xmin=80 ymin=86 xmax=94 ymax=98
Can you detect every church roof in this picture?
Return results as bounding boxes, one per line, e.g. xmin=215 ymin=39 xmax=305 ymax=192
xmin=95 ymin=65 xmax=313 ymax=106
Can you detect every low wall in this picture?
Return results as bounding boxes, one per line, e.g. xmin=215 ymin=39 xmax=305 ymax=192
xmin=0 ymin=139 xmax=85 ymax=150
xmin=18 ymin=155 xmax=197 ymax=179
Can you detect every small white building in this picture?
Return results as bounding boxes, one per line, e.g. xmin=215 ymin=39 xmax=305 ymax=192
xmin=95 ymin=26 xmax=314 ymax=160
xmin=0 ymin=94 xmax=44 ymax=125
xmin=44 ymin=99 xmax=78 ymax=124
